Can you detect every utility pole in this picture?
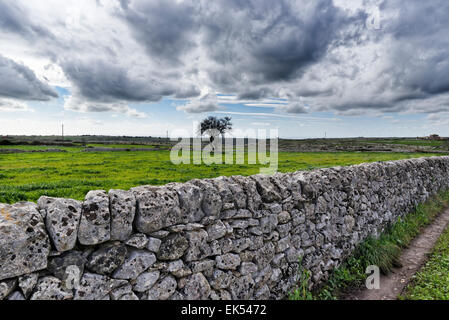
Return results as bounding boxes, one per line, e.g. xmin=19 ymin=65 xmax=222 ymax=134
xmin=62 ymin=123 xmax=64 ymax=141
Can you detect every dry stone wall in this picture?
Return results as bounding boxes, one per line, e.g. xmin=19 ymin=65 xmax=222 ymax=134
xmin=1 ymin=156 xmax=449 ymax=300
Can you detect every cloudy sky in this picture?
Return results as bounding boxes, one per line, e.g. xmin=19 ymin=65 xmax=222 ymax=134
xmin=0 ymin=0 xmax=448 ymax=138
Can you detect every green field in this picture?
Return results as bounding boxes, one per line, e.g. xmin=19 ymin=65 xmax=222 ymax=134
xmin=0 ymin=147 xmax=443 ymax=204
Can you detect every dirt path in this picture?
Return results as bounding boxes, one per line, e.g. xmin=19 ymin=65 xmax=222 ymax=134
xmin=344 ymin=208 xmax=449 ymax=300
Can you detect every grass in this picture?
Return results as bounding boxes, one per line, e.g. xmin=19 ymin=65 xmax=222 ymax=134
xmin=0 ymin=146 xmax=441 ymax=204
xmin=369 ymin=139 xmax=447 ymax=147
xmin=290 ymin=190 xmax=449 ymax=300
xmin=402 ymin=222 xmax=449 ymax=300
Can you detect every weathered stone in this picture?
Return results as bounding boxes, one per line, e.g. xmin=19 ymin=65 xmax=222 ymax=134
xmin=48 ymin=251 xmax=87 ymax=286
xmin=78 ymin=190 xmax=111 ymax=245
xmin=158 ymin=234 xmax=189 ymax=260
xmin=229 ymin=274 xmax=255 ymax=300
xmin=31 ymin=276 xmax=73 ymax=300
xmin=74 ymin=273 xmax=112 ymax=300
xmin=184 ymin=230 xmax=212 ymax=261
xmin=109 ymin=189 xmax=136 ymax=241
xmin=147 ymin=275 xmax=177 ymax=300
xmin=172 ymin=183 xmax=204 ymax=223
xmin=210 ymin=270 xmax=232 ymax=290
xmin=251 ymin=175 xmax=282 ymax=203
xmin=254 ymin=284 xmax=270 ymax=300
xmin=146 ymin=237 xmax=162 ymax=253
xmin=113 ymin=250 xmax=156 ymax=280
xmin=40 ymin=197 xmax=82 ymax=252
xmin=206 ymin=220 xmax=227 ymax=242
xmin=183 ymin=273 xmax=211 ymax=300
xmin=86 ymin=242 xmax=127 ymax=275
xmin=18 ymin=272 xmax=39 ymax=298
xmin=0 ymin=202 xmax=50 ymax=280
xmin=133 ymin=270 xmax=160 ymax=292
xmin=132 ymin=186 xmax=182 ymax=234
xmin=0 ymin=279 xmax=17 ymax=300
xmin=125 ymin=233 xmax=148 ymax=249
xmin=278 ymin=211 xmax=291 ymax=224
xmin=191 ymin=180 xmax=222 ymax=218
xmin=216 ymin=253 xmax=241 ymax=270
xmin=110 ymin=283 xmax=134 ymax=300
xmin=210 ymin=289 xmax=232 ymax=300
xmin=240 ymin=262 xmax=258 ymax=275
xmin=8 ymin=291 xmax=26 ymax=300
xmin=260 ymin=214 xmax=278 ymax=234
xmin=190 ymin=259 xmax=215 ymax=278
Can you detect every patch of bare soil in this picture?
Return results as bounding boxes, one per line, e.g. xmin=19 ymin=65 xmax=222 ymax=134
xmin=343 ymin=209 xmax=449 ymax=300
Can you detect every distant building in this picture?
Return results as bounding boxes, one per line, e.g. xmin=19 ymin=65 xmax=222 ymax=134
xmin=427 ymin=134 xmax=442 ymax=140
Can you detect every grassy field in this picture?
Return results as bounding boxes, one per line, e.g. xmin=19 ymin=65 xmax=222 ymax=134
xmin=402 ymin=222 xmax=449 ymax=300
xmin=369 ymin=139 xmax=447 ymax=147
xmin=0 ymin=146 xmax=444 ymax=204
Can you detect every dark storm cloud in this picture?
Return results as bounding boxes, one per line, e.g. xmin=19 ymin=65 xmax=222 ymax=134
xmin=60 ymin=58 xmax=175 ymax=103
xmin=118 ymin=0 xmax=198 ymax=66
xmin=3 ymin=0 xmax=449 ymax=117
xmin=0 ymin=54 xmax=57 ymax=101
xmin=200 ymin=0 xmax=363 ymax=86
xmin=0 ymin=0 xmax=54 ymax=41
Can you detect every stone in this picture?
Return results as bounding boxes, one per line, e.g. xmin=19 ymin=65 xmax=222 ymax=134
xmin=86 ymin=242 xmax=127 ymax=275
xmin=240 ymin=262 xmax=258 ymax=275
xmin=8 ymin=291 xmax=26 ymax=300
xmin=48 ymin=251 xmax=87 ymax=286
xmin=146 ymin=237 xmax=162 ymax=253
xmin=207 ymin=220 xmax=227 ymax=242
xmin=190 ymin=259 xmax=215 ymax=277
xmin=255 ymin=284 xmax=270 ymax=300
xmin=191 ymin=180 xmax=222 ymax=218
xmin=230 ymin=238 xmax=251 ymax=253
xmin=74 ymin=273 xmax=112 ymax=300
xmin=78 ymin=190 xmax=111 ymax=245
xmin=278 ymin=211 xmax=291 ymax=224
xmin=214 ymin=290 xmax=233 ymax=300
xmin=132 ymin=186 xmax=182 ymax=234
xmin=125 ymin=233 xmax=148 ymax=249
xmin=113 ymin=250 xmax=156 ymax=280
xmin=229 ymin=274 xmax=255 ymax=300
xmin=260 ymin=214 xmax=278 ymax=234
xmin=147 ymin=275 xmax=177 ymax=300
xmin=119 ymin=292 xmax=139 ymax=300
xmin=18 ymin=272 xmax=39 ymax=298
xmin=31 ymin=276 xmax=73 ymax=300
xmin=0 ymin=279 xmax=17 ymax=300
xmin=133 ymin=270 xmax=160 ymax=292
xmin=216 ymin=253 xmax=241 ymax=270
xmin=251 ymin=175 xmax=282 ymax=203
xmin=210 ymin=270 xmax=232 ymax=290
xmin=172 ymin=183 xmax=204 ymax=223
xmin=0 ymin=202 xmax=51 ymax=280
xmin=41 ymin=197 xmax=82 ymax=252
xmin=158 ymin=234 xmax=189 ymax=260
xmin=109 ymin=189 xmax=136 ymax=241
xmin=110 ymin=283 xmax=134 ymax=300
xmin=184 ymin=230 xmax=212 ymax=261
xmin=183 ymin=273 xmax=211 ymax=300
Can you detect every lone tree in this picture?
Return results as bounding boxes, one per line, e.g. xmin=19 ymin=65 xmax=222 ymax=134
xmin=199 ymin=116 xmax=232 ymax=149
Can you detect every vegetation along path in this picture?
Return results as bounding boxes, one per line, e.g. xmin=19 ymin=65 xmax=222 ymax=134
xmin=345 ymin=208 xmax=449 ymax=300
